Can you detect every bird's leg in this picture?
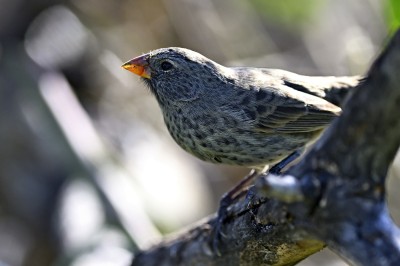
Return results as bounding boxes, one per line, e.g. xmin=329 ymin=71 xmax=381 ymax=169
xmin=219 ymin=169 xmax=259 ymax=208
xmin=269 ymin=148 xmax=304 ymax=174
xmin=216 ymin=169 xmax=259 ymax=220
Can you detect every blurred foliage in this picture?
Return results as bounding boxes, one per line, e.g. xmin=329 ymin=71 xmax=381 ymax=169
xmin=386 ymin=0 xmax=400 ymax=33
xmin=250 ymin=0 xmax=324 ymax=29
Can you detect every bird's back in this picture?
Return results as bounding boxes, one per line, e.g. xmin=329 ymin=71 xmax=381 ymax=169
xmin=233 ymin=67 xmax=362 ymax=107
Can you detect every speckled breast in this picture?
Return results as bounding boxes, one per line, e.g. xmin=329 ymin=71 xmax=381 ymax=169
xmin=162 ymin=110 xmax=314 ymax=168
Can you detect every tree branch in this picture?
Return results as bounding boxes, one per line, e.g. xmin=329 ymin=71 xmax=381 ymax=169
xmin=259 ymin=29 xmax=400 ymax=265
xmin=131 ymin=29 xmax=400 ymax=266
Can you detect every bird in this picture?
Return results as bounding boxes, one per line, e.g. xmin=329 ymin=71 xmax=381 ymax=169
xmin=122 ymin=47 xmax=361 ymax=251
xmin=122 ymin=47 xmax=360 ymax=170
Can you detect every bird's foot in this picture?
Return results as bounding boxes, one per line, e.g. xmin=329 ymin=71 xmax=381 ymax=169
xmin=210 ymin=170 xmax=259 ymax=256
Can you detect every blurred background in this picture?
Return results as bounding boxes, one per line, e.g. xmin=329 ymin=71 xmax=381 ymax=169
xmin=0 ymin=0 xmax=399 ymax=265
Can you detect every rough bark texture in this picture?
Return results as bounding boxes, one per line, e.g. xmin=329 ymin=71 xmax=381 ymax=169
xmin=131 ymin=29 xmax=400 ymax=266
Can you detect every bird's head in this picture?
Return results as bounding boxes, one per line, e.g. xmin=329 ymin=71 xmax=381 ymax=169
xmin=122 ymin=47 xmax=234 ymax=106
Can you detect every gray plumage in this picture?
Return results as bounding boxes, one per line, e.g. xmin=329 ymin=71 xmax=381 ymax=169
xmin=127 ymin=47 xmax=361 ymax=169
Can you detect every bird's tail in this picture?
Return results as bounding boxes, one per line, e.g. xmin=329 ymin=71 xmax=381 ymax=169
xmin=319 ymin=76 xmax=364 ymax=107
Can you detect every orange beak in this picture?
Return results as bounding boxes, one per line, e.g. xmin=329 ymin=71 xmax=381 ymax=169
xmin=122 ymin=54 xmax=151 ymax=79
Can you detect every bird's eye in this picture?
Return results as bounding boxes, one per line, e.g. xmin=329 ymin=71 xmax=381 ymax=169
xmin=160 ymin=61 xmax=174 ymax=71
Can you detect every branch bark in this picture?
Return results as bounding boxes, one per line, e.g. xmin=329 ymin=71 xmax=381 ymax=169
xmin=131 ymin=29 xmax=400 ymax=266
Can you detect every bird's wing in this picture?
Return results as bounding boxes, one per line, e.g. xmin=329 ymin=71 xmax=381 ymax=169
xmin=254 ymin=102 xmax=339 ymax=133
xmin=255 ymin=83 xmax=342 ymax=133
xmin=225 ymin=69 xmax=343 ymax=133
xmin=259 ymin=68 xmax=361 ymax=107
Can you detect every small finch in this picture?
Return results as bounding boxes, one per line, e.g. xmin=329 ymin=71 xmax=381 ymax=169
xmin=122 ymin=47 xmax=360 ymax=171
xmin=122 ymin=47 xmax=361 ymax=250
